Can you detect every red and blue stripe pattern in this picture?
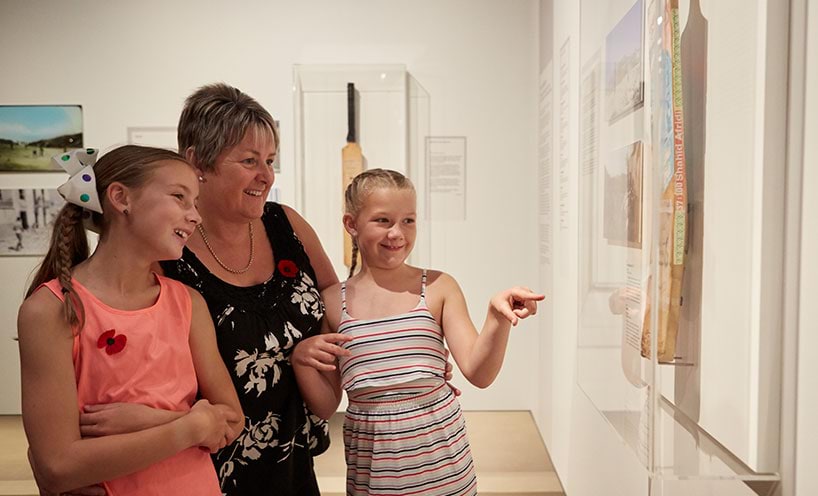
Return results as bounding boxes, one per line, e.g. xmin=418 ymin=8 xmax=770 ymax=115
xmin=337 ymin=271 xmax=477 ymax=495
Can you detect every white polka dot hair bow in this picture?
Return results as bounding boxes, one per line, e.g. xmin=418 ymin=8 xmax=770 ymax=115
xmin=54 ymin=148 xmax=103 ymax=214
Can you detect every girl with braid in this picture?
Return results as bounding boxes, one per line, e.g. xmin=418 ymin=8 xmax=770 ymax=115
xmin=293 ymin=168 xmax=544 ymax=496
xmin=17 ymin=145 xmax=243 ymax=495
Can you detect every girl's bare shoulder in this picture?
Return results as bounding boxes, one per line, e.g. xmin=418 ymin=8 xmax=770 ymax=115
xmin=18 ymin=286 xmax=69 ymax=340
xmin=424 ymin=269 xmax=460 ymax=292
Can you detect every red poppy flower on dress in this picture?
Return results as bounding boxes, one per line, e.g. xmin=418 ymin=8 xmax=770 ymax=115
xmin=97 ymin=329 xmax=127 ymax=355
xmin=278 ymin=259 xmax=298 ymax=278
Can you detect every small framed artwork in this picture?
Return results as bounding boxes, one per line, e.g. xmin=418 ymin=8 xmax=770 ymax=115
xmin=603 ymin=141 xmax=643 ymax=248
xmin=127 ymin=126 xmax=178 ymax=150
xmin=0 ymin=188 xmax=65 ymax=256
xmin=0 ymin=105 xmax=83 ymax=172
xmin=605 ymin=0 xmax=644 ymax=124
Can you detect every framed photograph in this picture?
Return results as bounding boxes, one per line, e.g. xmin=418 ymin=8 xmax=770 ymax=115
xmin=0 ymin=105 xmax=83 ymax=172
xmin=127 ymin=126 xmax=178 ymax=150
xmin=0 ymin=188 xmax=65 ymax=256
xmin=603 ymin=141 xmax=643 ymax=248
xmin=605 ymin=0 xmax=644 ymax=124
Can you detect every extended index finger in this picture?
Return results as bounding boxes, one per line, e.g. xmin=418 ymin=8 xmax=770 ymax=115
xmin=510 ymin=288 xmax=545 ymax=302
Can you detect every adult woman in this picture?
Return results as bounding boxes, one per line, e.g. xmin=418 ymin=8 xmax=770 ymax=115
xmin=158 ymin=83 xmax=342 ymax=495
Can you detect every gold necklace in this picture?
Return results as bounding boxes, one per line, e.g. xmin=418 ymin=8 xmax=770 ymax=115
xmin=196 ymin=222 xmax=254 ymax=274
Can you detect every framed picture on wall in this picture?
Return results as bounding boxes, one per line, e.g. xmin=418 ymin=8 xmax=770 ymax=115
xmin=0 ymin=105 xmax=83 ymax=172
xmin=0 ymin=188 xmax=65 ymax=256
xmin=127 ymin=126 xmax=178 ymax=150
xmin=605 ymin=0 xmax=644 ymax=124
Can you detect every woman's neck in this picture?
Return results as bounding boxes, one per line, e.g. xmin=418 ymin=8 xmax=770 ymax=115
xmin=196 ymin=206 xmax=254 ymax=241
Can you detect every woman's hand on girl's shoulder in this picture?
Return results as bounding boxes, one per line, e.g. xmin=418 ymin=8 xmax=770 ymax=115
xmin=489 ymin=287 xmax=545 ymax=326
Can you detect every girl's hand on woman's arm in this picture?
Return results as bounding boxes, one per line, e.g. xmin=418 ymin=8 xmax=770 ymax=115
xmin=292 ymin=311 xmax=348 ymax=419
xmin=292 ymin=333 xmax=352 ymax=371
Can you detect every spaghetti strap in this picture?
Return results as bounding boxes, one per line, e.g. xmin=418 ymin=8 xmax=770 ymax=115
xmin=420 ymin=269 xmax=427 ymax=302
xmin=341 ymin=280 xmax=348 ymax=314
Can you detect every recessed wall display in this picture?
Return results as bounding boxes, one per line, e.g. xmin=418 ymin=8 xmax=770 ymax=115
xmin=603 ymin=141 xmax=643 ymax=249
xmin=605 ymin=0 xmax=644 ymax=124
xmin=0 ymin=188 xmax=64 ymax=256
xmin=0 ymin=105 xmax=83 ymax=172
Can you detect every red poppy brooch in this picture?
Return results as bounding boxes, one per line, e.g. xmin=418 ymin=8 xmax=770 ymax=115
xmin=277 ymin=259 xmax=298 ymax=278
xmin=97 ymin=329 xmax=127 ymax=355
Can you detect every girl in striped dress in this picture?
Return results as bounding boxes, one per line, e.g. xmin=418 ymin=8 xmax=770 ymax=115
xmin=292 ymin=169 xmax=544 ymax=495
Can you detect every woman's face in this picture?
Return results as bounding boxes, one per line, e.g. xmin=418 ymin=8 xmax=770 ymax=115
xmin=199 ymin=128 xmax=276 ymax=222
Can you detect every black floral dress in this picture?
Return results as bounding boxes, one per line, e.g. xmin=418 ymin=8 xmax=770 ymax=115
xmin=161 ymin=202 xmax=329 ymax=496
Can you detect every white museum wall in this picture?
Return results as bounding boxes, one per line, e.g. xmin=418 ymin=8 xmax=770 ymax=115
xmin=536 ymin=0 xmax=814 ymax=494
xmin=795 ymin=2 xmax=817 ymax=494
xmin=0 ymin=0 xmax=540 ymax=414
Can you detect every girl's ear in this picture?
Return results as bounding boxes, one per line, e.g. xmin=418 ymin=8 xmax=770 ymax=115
xmin=107 ymin=182 xmax=131 ymax=217
xmin=342 ymin=213 xmax=357 ymax=236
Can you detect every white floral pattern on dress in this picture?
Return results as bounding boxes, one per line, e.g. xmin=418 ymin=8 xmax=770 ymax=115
xmin=291 ymin=272 xmax=323 ymax=320
xmin=234 ymin=348 xmax=282 ymax=397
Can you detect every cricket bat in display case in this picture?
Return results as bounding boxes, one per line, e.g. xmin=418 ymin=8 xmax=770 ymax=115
xmin=342 ymin=82 xmax=363 ymax=269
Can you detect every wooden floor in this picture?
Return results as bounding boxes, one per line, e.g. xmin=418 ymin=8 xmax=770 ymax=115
xmin=0 ymin=411 xmax=565 ymax=496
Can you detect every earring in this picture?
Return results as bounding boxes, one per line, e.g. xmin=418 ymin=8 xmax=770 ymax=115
xmin=198 ymin=176 xmax=205 ymax=183
xmin=123 ymin=208 xmax=129 ymax=216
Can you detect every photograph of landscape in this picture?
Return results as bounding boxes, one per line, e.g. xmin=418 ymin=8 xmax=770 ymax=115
xmin=0 ymin=105 xmax=83 ymax=172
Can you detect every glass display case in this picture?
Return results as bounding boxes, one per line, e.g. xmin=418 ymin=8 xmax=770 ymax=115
xmin=575 ymin=0 xmax=784 ymax=493
xmin=292 ymin=64 xmax=431 ymax=280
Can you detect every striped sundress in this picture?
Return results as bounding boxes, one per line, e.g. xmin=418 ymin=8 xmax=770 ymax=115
xmin=337 ymin=270 xmax=478 ymax=496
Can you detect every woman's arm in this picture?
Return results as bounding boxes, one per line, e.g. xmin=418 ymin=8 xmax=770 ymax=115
xmin=188 ymin=288 xmax=245 ymax=442
xmin=282 ymin=204 xmax=339 ymax=291
xmin=435 ymin=273 xmax=544 ymax=389
xmin=18 ymin=289 xmax=233 ymax=494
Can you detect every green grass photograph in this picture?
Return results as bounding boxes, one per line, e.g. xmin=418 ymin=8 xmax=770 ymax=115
xmin=0 ymin=105 xmax=83 ymax=172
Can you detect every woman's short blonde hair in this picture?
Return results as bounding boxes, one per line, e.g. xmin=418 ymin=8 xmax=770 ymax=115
xmin=178 ymin=83 xmax=278 ymax=172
